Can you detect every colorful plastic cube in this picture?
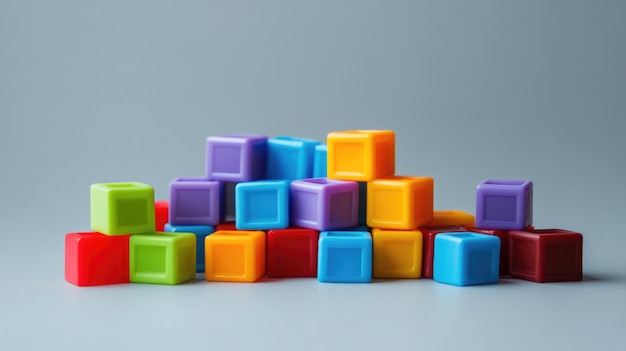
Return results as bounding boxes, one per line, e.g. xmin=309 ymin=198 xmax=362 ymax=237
xmin=129 ymin=232 xmax=196 ymax=285
xmin=169 ymin=177 xmax=221 ymax=226
xmin=266 ymin=136 xmax=321 ymax=180
xmin=290 ymin=178 xmax=358 ymax=231
xmin=235 ymin=180 xmax=289 ymax=230
xmin=327 ymin=130 xmax=395 ymax=182
xmin=372 ymin=228 xmax=422 ymax=279
xmin=154 ymin=200 xmax=169 ymax=232
xmin=267 ymin=228 xmax=319 ymax=278
xmin=476 ymin=180 xmax=533 ymax=230
xmin=313 ymin=144 xmax=328 ymax=178
xmin=206 ymin=134 xmax=268 ymax=182
xmin=317 ymin=231 xmax=372 ymax=283
xmin=164 ymin=223 xmax=215 ymax=272
xmin=367 ymin=176 xmax=434 ymax=229
xmin=90 ymin=182 xmax=155 ymax=236
xmin=434 ymin=232 xmax=500 ymax=286
xmin=420 ymin=226 xmax=472 ymax=278
xmin=429 ymin=210 xmax=475 ymax=227
xmin=205 ymin=230 xmax=266 ymax=282
xmin=65 ymin=232 xmax=130 ymax=286
xmin=508 ymin=229 xmax=583 ymax=282
xmin=466 ymin=226 xmax=510 ymax=276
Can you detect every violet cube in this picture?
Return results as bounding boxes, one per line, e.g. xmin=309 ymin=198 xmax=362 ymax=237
xmin=476 ymin=180 xmax=533 ymax=230
xmin=291 ymin=178 xmax=359 ymax=231
xmin=169 ymin=177 xmax=222 ymax=226
xmin=206 ymin=134 xmax=268 ymax=182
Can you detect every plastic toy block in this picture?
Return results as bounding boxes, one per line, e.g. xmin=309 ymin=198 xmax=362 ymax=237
xmin=476 ymin=180 xmax=533 ymax=230
xmin=216 ymin=222 xmax=237 ymax=231
xmin=267 ymin=228 xmax=319 ymax=278
xmin=129 ymin=232 xmax=196 ymax=285
xmin=90 ymin=182 xmax=155 ymax=236
xmin=155 ymin=200 xmax=169 ymax=232
xmin=429 ymin=210 xmax=475 ymax=227
xmin=65 ymin=232 xmax=130 ymax=286
xmin=420 ymin=226 xmax=467 ymax=278
xmin=508 ymin=229 xmax=583 ymax=283
xmin=221 ymin=182 xmax=237 ymax=222
xmin=235 ymin=180 xmax=289 ymax=230
xmin=327 ymin=130 xmax=395 ymax=182
xmin=466 ymin=227 xmax=510 ymax=276
xmin=205 ymin=230 xmax=266 ymax=282
xmin=206 ymin=134 xmax=268 ymax=182
xmin=367 ymin=176 xmax=434 ymax=229
xmin=290 ymin=178 xmax=358 ymax=231
xmin=164 ymin=223 xmax=215 ymax=272
xmin=433 ymin=232 xmax=500 ymax=286
xmin=313 ymin=144 xmax=328 ymax=178
xmin=372 ymin=228 xmax=422 ymax=279
xmin=169 ymin=177 xmax=221 ymax=226
xmin=317 ymin=231 xmax=372 ymax=283
xmin=357 ymin=182 xmax=367 ymax=225
xmin=266 ymin=136 xmax=321 ymax=180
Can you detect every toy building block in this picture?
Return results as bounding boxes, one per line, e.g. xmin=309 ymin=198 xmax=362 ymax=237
xmin=266 ymin=136 xmax=321 ymax=180
xmin=476 ymin=180 xmax=533 ymax=230
xmin=235 ymin=180 xmax=289 ymax=230
xmin=169 ymin=177 xmax=221 ymax=226
xmin=313 ymin=144 xmax=328 ymax=178
xmin=465 ymin=226 xmax=510 ymax=276
xmin=155 ymin=200 xmax=169 ymax=232
xmin=327 ymin=130 xmax=395 ymax=182
xmin=165 ymin=223 xmax=215 ymax=273
xmin=91 ymin=182 xmax=155 ymax=235
xmin=129 ymin=232 xmax=196 ymax=285
xmin=433 ymin=232 xmax=500 ymax=286
xmin=221 ymin=182 xmax=237 ymax=223
xmin=290 ymin=178 xmax=358 ymax=231
xmin=267 ymin=228 xmax=319 ymax=278
xmin=65 ymin=232 xmax=130 ymax=286
xmin=357 ymin=182 xmax=367 ymax=225
xmin=372 ymin=228 xmax=422 ymax=279
xmin=367 ymin=176 xmax=434 ymax=229
xmin=508 ymin=229 xmax=583 ymax=282
xmin=317 ymin=231 xmax=372 ymax=283
xmin=205 ymin=230 xmax=266 ymax=282
xmin=420 ymin=226 xmax=467 ymax=278
xmin=429 ymin=210 xmax=475 ymax=227
xmin=206 ymin=134 xmax=268 ymax=182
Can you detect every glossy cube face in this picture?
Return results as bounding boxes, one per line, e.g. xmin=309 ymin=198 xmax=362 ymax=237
xmin=267 ymin=228 xmax=319 ymax=278
xmin=206 ymin=134 xmax=268 ymax=182
xmin=508 ymin=229 xmax=583 ymax=283
xmin=90 ymin=182 xmax=155 ymax=235
xmin=313 ymin=145 xmax=328 ymax=178
xmin=433 ymin=232 xmax=500 ymax=286
xmin=169 ymin=177 xmax=221 ymax=226
xmin=317 ymin=231 xmax=372 ymax=283
xmin=327 ymin=130 xmax=395 ymax=182
xmin=476 ymin=180 xmax=533 ymax=230
xmin=419 ymin=226 xmax=467 ymax=278
xmin=164 ymin=224 xmax=215 ymax=273
xmin=465 ymin=227 xmax=510 ymax=276
xmin=266 ymin=136 xmax=321 ymax=180
xmin=367 ymin=176 xmax=434 ymax=229
xmin=65 ymin=232 xmax=130 ymax=286
xmin=235 ymin=180 xmax=289 ymax=230
xmin=204 ymin=230 xmax=266 ymax=282
xmin=372 ymin=228 xmax=423 ymax=279
xmin=429 ymin=210 xmax=475 ymax=227
xmin=290 ymin=178 xmax=358 ymax=231
xmin=154 ymin=200 xmax=169 ymax=232
xmin=129 ymin=232 xmax=196 ymax=285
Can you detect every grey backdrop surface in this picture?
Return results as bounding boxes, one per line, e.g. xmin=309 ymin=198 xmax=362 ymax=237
xmin=1 ymin=1 xmax=625 ymax=350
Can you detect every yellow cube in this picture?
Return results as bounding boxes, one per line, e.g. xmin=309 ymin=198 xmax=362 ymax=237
xmin=327 ymin=130 xmax=395 ymax=181
xmin=428 ymin=210 xmax=475 ymax=227
xmin=372 ymin=228 xmax=423 ymax=278
xmin=367 ymin=176 xmax=434 ymax=229
xmin=205 ymin=230 xmax=266 ymax=282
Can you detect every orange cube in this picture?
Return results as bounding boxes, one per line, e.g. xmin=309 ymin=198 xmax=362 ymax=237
xmin=367 ymin=176 xmax=434 ymax=229
xmin=372 ymin=228 xmax=423 ymax=278
xmin=205 ymin=230 xmax=265 ymax=282
xmin=327 ymin=130 xmax=395 ymax=181
xmin=428 ymin=210 xmax=475 ymax=227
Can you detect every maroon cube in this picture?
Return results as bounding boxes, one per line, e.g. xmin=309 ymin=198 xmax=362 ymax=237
xmin=508 ymin=229 xmax=583 ymax=283
xmin=465 ymin=226 xmax=510 ymax=276
xmin=420 ymin=226 xmax=467 ymax=278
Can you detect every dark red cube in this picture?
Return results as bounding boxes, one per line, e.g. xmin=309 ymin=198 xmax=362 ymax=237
xmin=267 ymin=228 xmax=319 ymax=278
xmin=65 ymin=232 xmax=130 ymax=286
xmin=465 ymin=226 xmax=510 ymax=276
xmin=420 ymin=226 xmax=467 ymax=278
xmin=216 ymin=222 xmax=237 ymax=231
xmin=508 ymin=229 xmax=583 ymax=283
xmin=155 ymin=200 xmax=169 ymax=232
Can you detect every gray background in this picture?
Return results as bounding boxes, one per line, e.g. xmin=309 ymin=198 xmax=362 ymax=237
xmin=1 ymin=1 xmax=625 ymax=350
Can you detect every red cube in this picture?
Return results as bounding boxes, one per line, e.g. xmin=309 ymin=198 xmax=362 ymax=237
xmin=465 ymin=226 xmax=510 ymax=276
xmin=420 ymin=226 xmax=466 ymax=278
xmin=508 ymin=229 xmax=583 ymax=283
xmin=267 ymin=228 xmax=319 ymax=278
xmin=216 ymin=222 xmax=237 ymax=231
xmin=155 ymin=200 xmax=169 ymax=231
xmin=65 ymin=232 xmax=130 ymax=286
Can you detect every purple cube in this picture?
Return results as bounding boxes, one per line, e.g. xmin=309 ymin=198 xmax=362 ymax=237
xmin=291 ymin=178 xmax=359 ymax=231
xmin=476 ymin=179 xmax=533 ymax=230
xmin=169 ymin=177 xmax=222 ymax=226
xmin=206 ymin=134 xmax=268 ymax=182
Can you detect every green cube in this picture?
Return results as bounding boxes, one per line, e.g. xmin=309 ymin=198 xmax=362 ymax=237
xmin=91 ymin=182 xmax=155 ymax=235
xmin=130 ymin=232 xmax=196 ymax=285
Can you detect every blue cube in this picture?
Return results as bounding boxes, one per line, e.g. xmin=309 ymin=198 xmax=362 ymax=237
xmin=318 ymin=231 xmax=372 ymax=283
xmin=164 ymin=223 xmax=215 ymax=272
xmin=433 ymin=232 xmax=500 ymax=286
xmin=235 ymin=180 xmax=290 ymax=230
xmin=266 ymin=136 xmax=321 ymax=180
xmin=313 ymin=144 xmax=328 ymax=178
